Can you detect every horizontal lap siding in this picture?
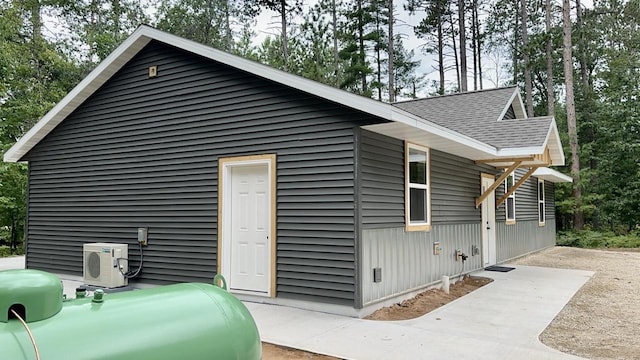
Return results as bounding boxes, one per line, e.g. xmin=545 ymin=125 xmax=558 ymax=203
xmin=515 ymin=168 xmax=538 ymax=221
xmin=431 ymin=150 xmax=495 ymax=224
xmin=360 ymin=136 xmax=495 ymax=228
xmin=24 ymin=41 xmax=371 ymax=305
xmin=360 ymin=130 xmax=404 ymax=228
xmin=496 ymin=169 xmax=544 ymax=222
xmin=545 ymin=181 xmax=556 ymax=219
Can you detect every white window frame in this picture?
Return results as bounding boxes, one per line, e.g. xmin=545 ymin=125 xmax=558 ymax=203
xmin=405 ymin=142 xmax=431 ymax=231
xmin=538 ymin=179 xmax=546 ymax=226
xmin=505 ymin=172 xmax=516 ymax=224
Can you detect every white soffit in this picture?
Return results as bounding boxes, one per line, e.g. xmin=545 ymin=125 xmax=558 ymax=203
xmin=533 ymin=167 xmax=573 ymax=183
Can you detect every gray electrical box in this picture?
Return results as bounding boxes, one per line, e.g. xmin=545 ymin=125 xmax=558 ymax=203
xmin=138 ymin=227 xmax=148 ymax=246
xmin=373 ymin=267 xmax=382 ymax=283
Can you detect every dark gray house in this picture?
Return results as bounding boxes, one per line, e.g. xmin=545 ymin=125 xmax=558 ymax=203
xmin=4 ymin=26 xmax=571 ymax=316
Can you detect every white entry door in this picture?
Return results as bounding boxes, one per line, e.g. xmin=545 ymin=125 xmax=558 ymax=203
xmin=228 ymin=164 xmax=270 ymax=294
xmin=481 ymin=174 xmax=497 ymax=266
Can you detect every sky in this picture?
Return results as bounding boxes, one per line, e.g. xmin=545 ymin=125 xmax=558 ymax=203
xmin=254 ymin=0 xmax=594 ymax=98
xmin=252 ymin=1 xmax=514 ymax=96
xmin=41 ymin=0 xmax=594 ymax=99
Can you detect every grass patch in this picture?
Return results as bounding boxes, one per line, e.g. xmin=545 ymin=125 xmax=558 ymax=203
xmin=0 ymin=245 xmax=25 ymax=257
xmin=557 ymin=230 xmax=640 ymax=248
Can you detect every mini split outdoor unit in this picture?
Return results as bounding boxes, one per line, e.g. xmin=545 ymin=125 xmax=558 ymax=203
xmin=83 ymin=243 xmax=128 ymax=288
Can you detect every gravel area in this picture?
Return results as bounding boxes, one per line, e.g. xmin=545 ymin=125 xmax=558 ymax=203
xmin=510 ymin=246 xmax=640 ymax=360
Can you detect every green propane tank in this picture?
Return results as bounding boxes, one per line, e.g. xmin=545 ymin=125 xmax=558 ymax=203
xmin=0 ymin=269 xmax=261 ymax=360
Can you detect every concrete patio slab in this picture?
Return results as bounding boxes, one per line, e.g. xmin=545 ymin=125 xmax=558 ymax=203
xmin=246 ymin=265 xmax=593 ymax=360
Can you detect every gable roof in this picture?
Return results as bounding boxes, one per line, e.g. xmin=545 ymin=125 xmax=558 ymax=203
xmin=3 ymin=25 xmax=564 ymax=167
xmin=393 ymin=87 xmax=534 ymax=148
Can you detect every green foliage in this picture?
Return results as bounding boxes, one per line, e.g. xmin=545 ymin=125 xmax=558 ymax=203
xmin=155 ymin=0 xmax=254 ymax=52
xmin=0 ymin=245 xmax=25 ymax=257
xmin=0 ymin=1 xmax=86 ymax=253
xmin=557 ymin=230 xmax=640 ymax=249
xmin=54 ymin=0 xmax=149 ymax=62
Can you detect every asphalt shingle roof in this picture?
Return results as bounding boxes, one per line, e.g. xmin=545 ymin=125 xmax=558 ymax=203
xmin=393 ymin=87 xmax=552 ymax=150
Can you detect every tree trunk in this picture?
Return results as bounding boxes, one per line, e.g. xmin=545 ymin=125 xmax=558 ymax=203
xmin=225 ymin=0 xmax=233 ymax=51
xmin=111 ymin=0 xmax=121 ymax=36
xmin=471 ymin=0 xmax=477 ymax=90
xmin=358 ymin=0 xmax=367 ymax=93
xmin=546 ymin=0 xmax=554 ymax=116
xmin=448 ymin=5 xmax=460 ymax=90
xmin=563 ymin=0 xmax=584 ymax=230
xmin=437 ymin=17 xmax=445 ymax=95
xmin=375 ymin=9 xmax=382 ymax=101
xmin=457 ymin=0 xmax=467 ymax=92
xmin=281 ymin=0 xmax=288 ymax=71
xmin=11 ymin=223 xmax=17 ymax=253
xmin=521 ymin=0 xmax=533 ymax=117
xmin=513 ymin=0 xmax=519 ymax=85
xmin=575 ymin=0 xmax=588 ymax=88
xmin=332 ymin=0 xmax=340 ymax=87
xmin=388 ymin=0 xmax=395 ymax=102
xmin=475 ymin=1 xmax=482 ymax=89
xmin=30 ymin=0 xmax=42 ymax=78
xmin=205 ymin=0 xmax=213 ymax=45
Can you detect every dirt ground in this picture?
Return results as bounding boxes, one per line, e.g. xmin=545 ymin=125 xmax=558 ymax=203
xmin=262 ymin=275 xmax=491 ymax=359
xmin=262 ymin=343 xmax=340 ymax=360
xmin=510 ymin=246 xmax=640 ymax=360
xmin=365 ymin=275 xmax=493 ymax=320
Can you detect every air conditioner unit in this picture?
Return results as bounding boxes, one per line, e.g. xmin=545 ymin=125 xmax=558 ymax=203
xmin=83 ymin=243 xmax=128 ymax=288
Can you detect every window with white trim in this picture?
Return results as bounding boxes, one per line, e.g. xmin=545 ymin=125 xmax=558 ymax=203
xmin=505 ymin=172 xmax=516 ymax=222
xmin=405 ymin=143 xmax=430 ymax=230
xmin=538 ymin=179 xmax=545 ymax=225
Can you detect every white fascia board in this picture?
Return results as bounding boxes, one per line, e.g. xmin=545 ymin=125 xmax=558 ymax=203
xmin=513 ymin=92 xmax=527 ymax=119
xmin=497 ymin=146 xmax=546 ymax=157
xmin=147 ymin=27 xmax=396 ymax=120
xmin=533 ymin=167 xmax=573 ymax=183
xmin=547 ymin=120 xmax=566 ymax=166
xmin=154 ymin=27 xmax=496 ymax=154
xmin=497 ymin=119 xmax=566 ymax=166
xmin=5 ymin=25 xmax=496 ymax=163
xmin=496 ymin=88 xmax=519 ymax=122
xmin=3 ymin=28 xmax=152 ymax=162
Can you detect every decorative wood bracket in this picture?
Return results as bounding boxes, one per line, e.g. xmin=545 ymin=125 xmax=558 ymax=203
xmin=475 ymin=156 xmax=534 ymax=164
xmin=495 ymin=166 xmax=542 ymax=208
xmin=475 ymin=161 xmax=522 ymax=208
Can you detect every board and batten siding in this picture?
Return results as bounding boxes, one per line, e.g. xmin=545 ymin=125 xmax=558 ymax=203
xmin=496 ymin=220 xmax=556 ymax=262
xmin=23 ymin=41 xmax=379 ymax=306
xmin=361 ymin=224 xmax=482 ymax=305
xmin=359 ymin=130 xmax=496 ymax=305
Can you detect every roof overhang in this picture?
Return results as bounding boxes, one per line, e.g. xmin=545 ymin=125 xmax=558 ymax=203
xmin=3 ymin=25 xmax=568 ymax=170
xmin=533 ymin=167 xmax=573 ymax=183
xmin=3 ymin=25 xmax=509 ymax=163
xmin=364 ymin=107 xmax=497 ymax=161
xmin=365 ymin=116 xmax=566 ymax=167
